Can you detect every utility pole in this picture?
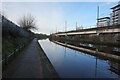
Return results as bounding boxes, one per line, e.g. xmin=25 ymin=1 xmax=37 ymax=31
xmin=97 ymin=5 xmax=99 ymax=35
xmin=97 ymin=5 xmax=99 ymax=28
xmin=95 ymin=6 xmax=99 ymax=78
xmin=65 ymin=20 xmax=67 ymax=38
xmin=65 ymin=20 xmax=67 ymax=32
xmin=76 ymin=22 xmax=77 ymax=30
xmin=56 ymin=26 xmax=57 ymax=33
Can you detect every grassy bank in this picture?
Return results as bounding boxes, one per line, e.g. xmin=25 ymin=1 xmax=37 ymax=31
xmin=2 ymin=15 xmax=48 ymax=70
xmin=2 ymin=36 xmax=33 ymax=69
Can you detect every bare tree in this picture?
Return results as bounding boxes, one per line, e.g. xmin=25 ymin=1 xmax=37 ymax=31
xmin=18 ymin=14 xmax=37 ymax=31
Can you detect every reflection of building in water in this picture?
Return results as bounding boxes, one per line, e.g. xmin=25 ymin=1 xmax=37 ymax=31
xmin=109 ymin=61 xmax=120 ymax=75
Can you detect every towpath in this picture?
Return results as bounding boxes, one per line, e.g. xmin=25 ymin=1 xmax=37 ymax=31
xmin=2 ymin=38 xmax=58 ymax=78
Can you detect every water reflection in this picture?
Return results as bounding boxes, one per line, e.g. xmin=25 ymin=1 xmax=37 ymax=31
xmin=64 ymin=47 xmax=66 ymax=58
xmin=109 ymin=61 xmax=120 ymax=75
xmin=80 ymin=43 xmax=120 ymax=56
xmin=38 ymin=39 xmax=120 ymax=78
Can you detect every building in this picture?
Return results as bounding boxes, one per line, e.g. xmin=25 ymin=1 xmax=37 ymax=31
xmin=97 ymin=17 xmax=110 ymax=27
xmin=111 ymin=2 xmax=120 ymax=25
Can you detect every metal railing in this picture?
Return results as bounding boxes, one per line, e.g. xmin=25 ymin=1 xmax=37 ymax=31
xmin=1 ymin=45 xmax=25 ymax=69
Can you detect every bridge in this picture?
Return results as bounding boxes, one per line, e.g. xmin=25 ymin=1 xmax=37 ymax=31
xmin=55 ymin=25 xmax=120 ymax=36
xmin=50 ymin=25 xmax=120 ymax=47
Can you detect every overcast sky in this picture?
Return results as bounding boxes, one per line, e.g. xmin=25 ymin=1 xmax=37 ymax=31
xmin=2 ymin=2 xmax=118 ymax=34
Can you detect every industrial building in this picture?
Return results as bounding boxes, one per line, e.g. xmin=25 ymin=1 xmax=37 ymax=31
xmin=97 ymin=17 xmax=110 ymax=27
xmin=110 ymin=2 xmax=120 ymax=25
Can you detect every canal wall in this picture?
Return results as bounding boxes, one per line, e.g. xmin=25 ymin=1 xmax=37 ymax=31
xmin=37 ymin=40 xmax=59 ymax=78
xmin=49 ymin=34 xmax=120 ymax=48
xmin=52 ymin=41 xmax=120 ymax=62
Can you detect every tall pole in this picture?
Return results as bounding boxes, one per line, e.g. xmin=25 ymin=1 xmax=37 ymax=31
xmin=65 ymin=20 xmax=67 ymax=37
xmin=95 ymin=5 xmax=99 ymax=78
xmin=65 ymin=20 xmax=67 ymax=32
xmin=56 ymin=26 xmax=57 ymax=33
xmin=76 ymin=21 xmax=77 ymax=30
xmin=96 ymin=5 xmax=100 ymax=36
xmin=97 ymin=5 xmax=99 ymax=28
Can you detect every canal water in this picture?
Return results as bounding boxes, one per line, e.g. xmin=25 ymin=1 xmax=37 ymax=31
xmin=38 ymin=39 xmax=120 ymax=78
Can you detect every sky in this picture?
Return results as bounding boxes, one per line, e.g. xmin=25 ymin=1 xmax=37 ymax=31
xmin=2 ymin=2 xmax=118 ymax=34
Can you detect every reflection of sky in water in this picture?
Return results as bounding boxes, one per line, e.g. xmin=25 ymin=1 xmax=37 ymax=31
xmin=38 ymin=39 xmax=120 ymax=78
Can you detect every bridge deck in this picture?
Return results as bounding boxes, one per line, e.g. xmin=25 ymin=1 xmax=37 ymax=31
xmin=56 ymin=25 xmax=120 ymax=36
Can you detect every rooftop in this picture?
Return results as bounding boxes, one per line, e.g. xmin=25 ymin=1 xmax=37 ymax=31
xmin=111 ymin=3 xmax=120 ymax=9
xmin=97 ymin=17 xmax=110 ymax=20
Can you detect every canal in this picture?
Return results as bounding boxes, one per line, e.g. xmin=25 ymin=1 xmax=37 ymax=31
xmin=38 ymin=39 xmax=120 ymax=78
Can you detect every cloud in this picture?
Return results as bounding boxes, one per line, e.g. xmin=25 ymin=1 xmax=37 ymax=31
xmin=30 ymin=3 xmax=65 ymax=34
xmin=2 ymin=2 xmax=65 ymax=34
